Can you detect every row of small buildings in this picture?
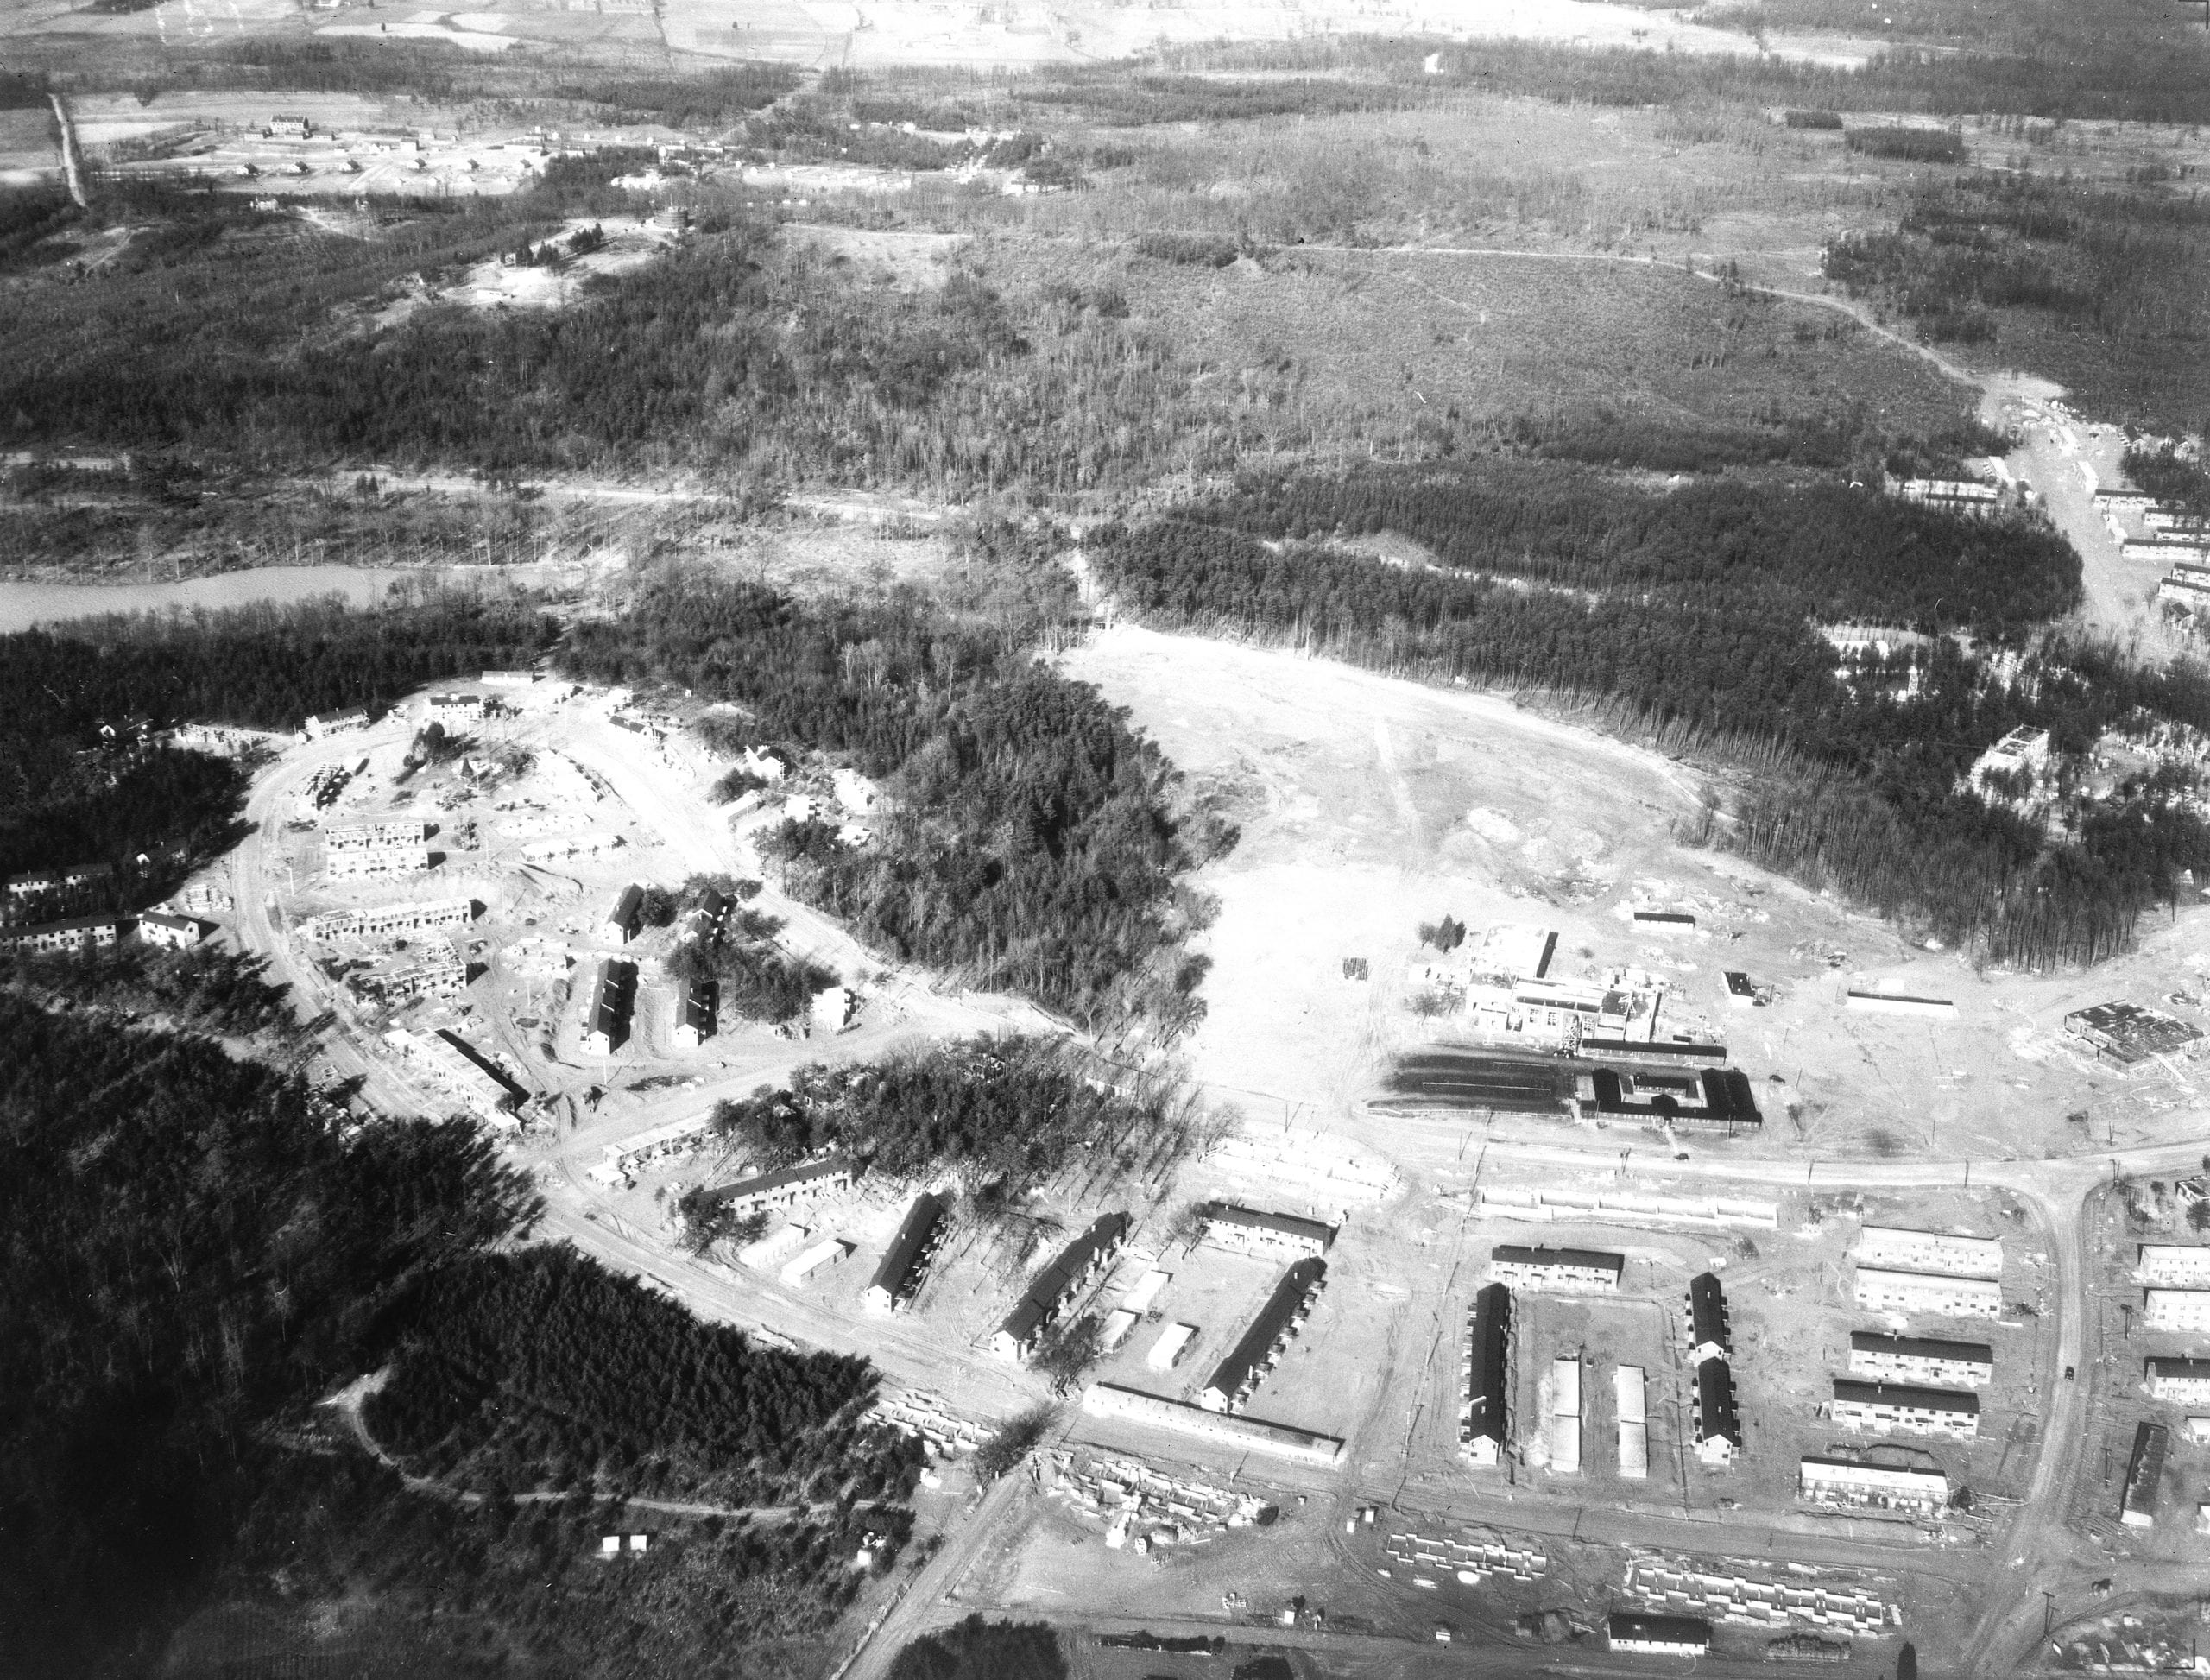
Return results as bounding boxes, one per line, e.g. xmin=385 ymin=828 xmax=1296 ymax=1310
xmin=0 ymin=906 xmax=210 ymax=957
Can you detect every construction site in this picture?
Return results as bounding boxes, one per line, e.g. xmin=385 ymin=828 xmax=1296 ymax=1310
xmin=125 ymin=612 xmax=2210 ymax=1677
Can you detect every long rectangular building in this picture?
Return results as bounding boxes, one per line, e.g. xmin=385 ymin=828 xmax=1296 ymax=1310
xmin=1798 ymin=1456 xmax=1948 ymax=1516
xmin=1687 ymin=1272 xmax=1730 ymax=1362
xmin=1079 ymin=1382 xmax=1343 ymax=1468
xmin=1462 ymin=1282 xmax=1511 ymax=1467
xmin=1853 ymin=1267 xmax=2002 ymax=1319
xmin=1199 ymin=1203 xmax=1335 ymax=1258
xmin=1609 ymin=1614 xmax=1713 ymax=1658
xmin=1615 ymin=1365 xmax=1649 ymax=1480
xmin=1693 ymin=1356 xmax=1740 ymax=1467
xmin=1848 ymin=1332 xmax=1993 ymax=1389
xmin=326 ymin=820 xmax=427 ymax=850
xmin=993 ymin=1212 xmax=1130 ymax=1361
xmin=584 ymin=957 xmax=635 ymax=1055
xmin=1199 ymin=1257 xmax=1326 ymax=1413
xmin=2123 ymin=1420 xmax=2169 ymax=1530
xmin=1492 ymin=1244 xmax=1625 ymax=1294
xmin=2138 ymin=1246 xmax=2210 ymax=1288
xmin=1830 ymin=1379 xmax=1980 ymax=1440
xmin=1855 ymin=1226 xmax=2003 ymax=1279
xmin=2147 ymin=1358 xmax=2210 ymax=1404
xmin=302 ymin=899 xmax=473 ymax=942
xmin=866 ymin=1192 xmax=948 ymax=1315
xmin=325 ymin=844 xmax=429 ymax=880
xmin=0 ymin=914 xmax=120 ymax=955
xmin=2144 ymin=1288 xmax=2210 ymax=1332
xmin=701 ymin=1156 xmax=857 ymax=1218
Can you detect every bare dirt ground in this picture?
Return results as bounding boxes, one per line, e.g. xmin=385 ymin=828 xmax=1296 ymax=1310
xmin=1058 ymin=623 xmax=2210 ymax=1170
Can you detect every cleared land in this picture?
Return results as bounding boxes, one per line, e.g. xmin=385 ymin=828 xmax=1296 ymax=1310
xmin=1058 ymin=623 xmax=2210 ymax=1165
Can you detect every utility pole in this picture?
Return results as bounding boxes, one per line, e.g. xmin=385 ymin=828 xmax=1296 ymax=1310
xmin=2043 ymin=1590 xmax=2055 ymax=1643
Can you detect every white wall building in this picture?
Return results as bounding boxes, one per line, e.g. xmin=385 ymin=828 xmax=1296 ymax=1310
xmin=1855 ymin=1226 xmax=2003 ymax=1279
xmin=1853 ymin=1267 xmax=2002 ymax=1319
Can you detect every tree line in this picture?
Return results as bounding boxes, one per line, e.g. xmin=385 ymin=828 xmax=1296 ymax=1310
xmin=364 ymin=1245 xmax=916 ymax=1507
xmin=0 ymin=597 xmax=554 ymax=887
xmin=706 ymin=1035 xmax=1190 ymax=1209
xmin=1089 ymin=478 xmax=2210 ymax=968
xmin=0 ymin=994 xmax=541 ymax=1677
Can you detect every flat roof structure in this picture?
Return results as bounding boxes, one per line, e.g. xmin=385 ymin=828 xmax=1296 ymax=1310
xmin=1798 ymin=1456 xmax=1948 ymax=1513
xmin=1146 ymin=1323 xmax=1197 ymax=1372
xmin=1585 ymin=1065 xmax=1763 ymax=1134
xmin=1607 ymin=1614 xmax=1712 ymax=1656
xmin=1200 ymin=1257 xmax=1325 ymax=1414
xmin=2065 ymin=1001 xmax=2203 ymax=1065
xmin=1080 ymin=1383 xmax=1343 ymax=1468
xmin=1615 ymin=1365 xmax=1648 ymax=1481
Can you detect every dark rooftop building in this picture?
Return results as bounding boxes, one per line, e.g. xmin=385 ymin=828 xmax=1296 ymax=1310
xmin=701 ymin=1155 xmax=857 ymax=1213
xmin=867 ymin=1192 xmax=949 ymax=1314
xmin=1462 ymin=1282 xmax=1511 ymax=1466
xmin=1848 ymin=1331 xmax=1994 ymax=1367
xmin=1608 ymin=1613 xmax=1712 ymax=1656
xmin=1692 ymin=1355 xmax=1740 ymax=1465
xmin=1687 ymin=1272 xmax=1730 ymax=1361
xmin=994 ymin=1212 xmax=1130 ymax=1361
xmin=2122 ymin=1419 xmax=2169 ymax=1529
xmin=1586 ymin=1065 xmax=1762 ymax=1134
xmin=603 ymin=883 xmax=645 ymax=944
xmin=1200 ymin=1257 xmax=1326 ymax=1414
xmin=2066 ymin=1001 xmax=2203 ymax=1065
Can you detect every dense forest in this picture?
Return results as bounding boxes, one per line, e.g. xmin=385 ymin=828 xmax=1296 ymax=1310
xmin=0 ymin=995 xmax=541 ymax=1677
xmin=564 ymin=569 xmax=1203 ymax=1026
xmin=199 ymin=1457 xmax=906 ymax=1677
xmin=364 ymin=1246 xmax=918 ymax=1506
xmin=0 ymin=197 xmax=1216 ymax=496
xmin=704 ymin=1036 xmax=1190 ymax=1209
xmin=1166 ymin=460 xmax=2078 ymax=637
xmin=0 ymin=942 xmax=299 ymax=1038
xmin=888 ymin=1616 xmax=1067 ymax=1680
xmin=0 ymin=596 xmax=553 ymax=883
xmin=1 ymin=988 xmax=929 ymax=1677
xmin=2125 ymin=445 xmax=2210 ymax=520
xmin=1090 ymin=470 xmax=2210 ymax=967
